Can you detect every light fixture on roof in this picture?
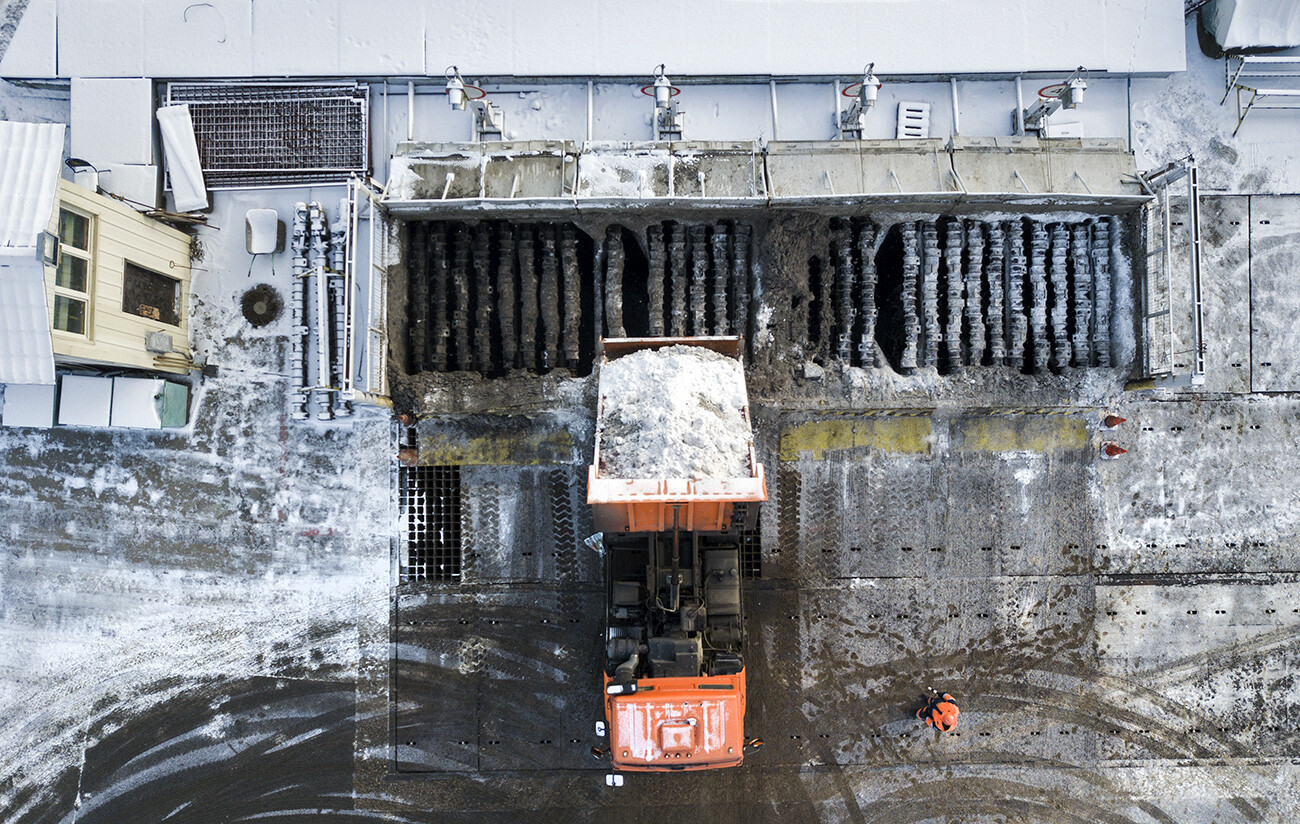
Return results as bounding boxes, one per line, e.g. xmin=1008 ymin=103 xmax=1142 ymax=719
xmin=839 ymin=63 xmax=882 ymax=140
xmin=445 ymin=66 xmax=504 ymax=140
xmin=1020 ymin=66 xmax=1088 ymax=135
xmin=65 ymin=157 xmax=101 ymax=192
xmin=645 ymin=64 xmax=684 ymax=141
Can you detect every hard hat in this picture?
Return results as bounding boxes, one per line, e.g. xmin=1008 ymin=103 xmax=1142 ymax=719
xmin=933 ymin=700 xmax=960 ymax=731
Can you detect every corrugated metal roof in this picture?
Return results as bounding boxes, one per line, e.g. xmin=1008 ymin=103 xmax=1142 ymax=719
xmin=0 ymin=256 xmax=55 ymax=385
xmin=0 ymin=121 xmax=63 ymax=385
xmin=0 ymin=120 xmax=65 ymax=253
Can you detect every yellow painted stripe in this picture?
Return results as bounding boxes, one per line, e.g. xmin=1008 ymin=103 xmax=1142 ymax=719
xmin=419 ymin=429 xmax=576 ymax=465
xmin=779 ymin=417 xmax=931 ymax=461
xmin=954 ymin=416 xmax=1087 ymax=452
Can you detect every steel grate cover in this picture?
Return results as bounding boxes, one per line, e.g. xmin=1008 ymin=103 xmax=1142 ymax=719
xmin=735 ymin=502 xmax=762 ymax=579
xmin=399 ymin=465 xmax=462 ymax=583
xmin=165 ymin=82 xmax=368 ymax=188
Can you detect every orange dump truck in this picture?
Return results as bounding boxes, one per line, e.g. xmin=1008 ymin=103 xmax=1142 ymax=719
xmin=589 ymin=337 xmax=767 ymax=772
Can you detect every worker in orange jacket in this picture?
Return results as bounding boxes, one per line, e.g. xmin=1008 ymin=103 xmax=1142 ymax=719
xmin=917 ymin=689 xmax=960 ymax=731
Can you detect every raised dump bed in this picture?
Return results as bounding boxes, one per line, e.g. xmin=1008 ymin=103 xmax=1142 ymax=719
xmin=588 ymin=336 xmax=767 ymax=533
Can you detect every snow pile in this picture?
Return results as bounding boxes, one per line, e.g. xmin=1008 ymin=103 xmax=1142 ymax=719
xmin=597 ymin=345 xmax=752 ymax=479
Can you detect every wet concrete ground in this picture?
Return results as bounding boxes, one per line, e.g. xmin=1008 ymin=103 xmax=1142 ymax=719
xmin=3 ymin=173 xmax=1300 ymax=824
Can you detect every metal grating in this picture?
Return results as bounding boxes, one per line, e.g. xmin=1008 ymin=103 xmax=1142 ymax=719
xmin=399 ymin=465 xmax=463 ymax=583
xmin=165 ymin=83 xmax=368 ymax=189
xmin=736 ymin=503 xmax=762 ymax=579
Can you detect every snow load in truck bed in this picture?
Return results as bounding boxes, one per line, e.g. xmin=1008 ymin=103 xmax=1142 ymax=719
xmin=597 ymin=345 xmax=753 ymax=480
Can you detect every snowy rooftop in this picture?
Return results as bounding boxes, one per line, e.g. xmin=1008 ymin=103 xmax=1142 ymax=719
xmin=1 ymin=0 xmax=1185 ymax=78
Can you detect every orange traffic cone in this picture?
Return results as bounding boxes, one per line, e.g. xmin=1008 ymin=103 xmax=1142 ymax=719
xmin=1103 ymin=415 xmax=1126 ymax=428
xmin=1100 ymin=442 xmax=1127 ymax=459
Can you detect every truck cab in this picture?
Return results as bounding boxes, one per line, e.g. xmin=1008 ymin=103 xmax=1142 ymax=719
xmin=602 ymin=530 xmax=749 ymax=771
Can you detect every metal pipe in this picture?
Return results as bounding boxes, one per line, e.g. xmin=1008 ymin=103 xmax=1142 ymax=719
xmin=290 ymin=202 xmax=310 ymax=419
xmin=950 ymin=77 xmax=960 ymax=137
xmin=1015 ymin=75 xmax=1025 ymax=136
xmin=310 ymin=202 xmax=333 ymax=420
xmin=407 ymin=80 xmax=414 ymax=141
xmin=586 ymin=80 xmax=594 ymax=142
xmin=1187 ymin=163 xmax=1205 ymax=382
xmin=769 ymin=80 xmax=780 ymax=140
xmin=330 ymin=275 xmax=349 ymax=416
xmin=832 ymin=80 xmax=842 ymax=139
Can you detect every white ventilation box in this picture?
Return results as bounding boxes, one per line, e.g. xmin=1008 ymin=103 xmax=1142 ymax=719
xmin=897 ymin=102 xmax=931 ymax=139
xmin=110 ymin=377 xmax=164 ymax=429
xmin=1 ymin=383 xmax=56 ymax=428
xmin=57 ymin=375 xmax=113 ymax=427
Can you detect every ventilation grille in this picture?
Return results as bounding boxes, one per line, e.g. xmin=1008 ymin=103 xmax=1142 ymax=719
xmin=897 ymin=102 xmax=932 ymax=139
xmin=399 ymin=465 xmax=463 ymax=583
xmin=165 ymin=82 xmax=368 ymax=188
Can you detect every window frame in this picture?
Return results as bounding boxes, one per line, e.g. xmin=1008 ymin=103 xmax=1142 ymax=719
xmin=52 ymin=205 xmax=95 ymax=338
xmin=121 ymin=260 xmax=183 ymax=327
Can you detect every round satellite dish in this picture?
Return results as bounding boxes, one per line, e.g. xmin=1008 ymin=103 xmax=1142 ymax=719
xmin=241 ymin=284 xmax=283 ymax=328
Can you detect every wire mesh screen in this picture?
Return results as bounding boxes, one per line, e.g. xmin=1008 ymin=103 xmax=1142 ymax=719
xmin=165 ymin=83 xmax=368 ymax=188
xmin=399 ymin=465 xmax=463 ymax=583
xmin=735 ymin=503 xmax=762 ymax=579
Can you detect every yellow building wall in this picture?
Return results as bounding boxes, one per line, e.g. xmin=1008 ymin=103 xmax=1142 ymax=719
xmin=45 ymin=179 xmax=194 ymax=375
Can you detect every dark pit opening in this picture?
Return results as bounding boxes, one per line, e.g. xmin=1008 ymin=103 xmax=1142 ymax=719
xmin=619 ymin=226 xmax=650 ymax=337
xmin=807 ymin=254 xmax=825 ymax=361
xmin=874 ymin=225 xmax=906 ymax=373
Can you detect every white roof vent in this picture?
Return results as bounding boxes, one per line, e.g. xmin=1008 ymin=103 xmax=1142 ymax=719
xmin=896 ymin=102 xmax=931 ymax=139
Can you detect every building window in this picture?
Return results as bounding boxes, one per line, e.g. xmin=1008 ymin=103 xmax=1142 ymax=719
xmin=53 ymin=207 xmax=93 ymax=335
xmin=52 ymin=294 xmax=86 ymax=335
xmin=122 ymin=261 xmax=182 ymax=326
